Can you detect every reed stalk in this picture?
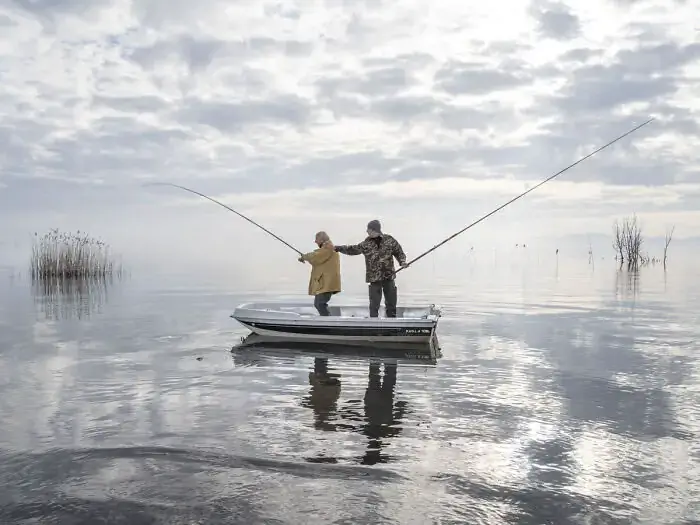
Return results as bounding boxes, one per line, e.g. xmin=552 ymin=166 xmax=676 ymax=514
xmin=29 ymin=229 xmax=123 ymax=279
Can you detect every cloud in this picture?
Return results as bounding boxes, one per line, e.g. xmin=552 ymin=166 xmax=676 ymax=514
xmin=177 ymin=95 xmax=313 ymax=134
xmin=434 ymin=60 xmax=534 ymax=96
xmin=530 ymin=1 xmax=581 ymax=40
xmin=126 ymin=35 xmax=314 ymax=74
xmin=545 ymin=42 xmax=700 ymax=117
xmin=12 ymin=0 xmax=112 ymax=17
xmin=1 ymin=0 xmax=700 ymax=269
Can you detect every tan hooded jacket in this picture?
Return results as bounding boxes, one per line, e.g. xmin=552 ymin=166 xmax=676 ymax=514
xmin=300 ymin=241 xmax=342 ymax=295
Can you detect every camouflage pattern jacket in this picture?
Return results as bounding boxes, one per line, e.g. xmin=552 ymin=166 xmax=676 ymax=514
xmin=335 ymin=234 xmax=407 ymax=283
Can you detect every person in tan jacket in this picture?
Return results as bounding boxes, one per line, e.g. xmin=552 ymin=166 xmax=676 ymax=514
xmin=298 ymin=231 xmax=342 ymax=316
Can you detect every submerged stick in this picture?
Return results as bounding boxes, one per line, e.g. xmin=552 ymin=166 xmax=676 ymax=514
xmin=395 ymin=117 xmax=655 ymax=274
xmin=145 ymin=182 xmax=304 ymax=255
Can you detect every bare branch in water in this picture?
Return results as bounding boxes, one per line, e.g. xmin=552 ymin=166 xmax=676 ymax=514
xmin=663 ymin=225 xmax=675 ymax=269
xmin=612 ymin=215 xmax=644 ymax=271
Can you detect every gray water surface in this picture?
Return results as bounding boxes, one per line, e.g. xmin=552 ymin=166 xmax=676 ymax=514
xmin=0 ymin=262 xmax=698 ymax=524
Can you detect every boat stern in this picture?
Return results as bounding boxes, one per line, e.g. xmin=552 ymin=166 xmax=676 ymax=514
xmin=427 ymin=303 xmax=442 ymax=320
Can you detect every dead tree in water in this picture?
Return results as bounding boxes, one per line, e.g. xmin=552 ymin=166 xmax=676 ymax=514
xmin=612 ymin=220 xmax=625 ymax=265
xmin=624 ymin=215 xmax=643 ymax=270
xmin=612 ymin=215 xmax=643 ymax=270
xmin=663 ymin=225 xmax=675 ymax=269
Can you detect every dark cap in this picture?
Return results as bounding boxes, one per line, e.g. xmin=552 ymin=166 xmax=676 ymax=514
xmin=367 ymin=219 xmax=382 ymax=232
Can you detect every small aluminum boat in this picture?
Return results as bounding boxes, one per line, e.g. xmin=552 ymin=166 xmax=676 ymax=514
xmin=231 ymin=302 xmax=442 ymax=343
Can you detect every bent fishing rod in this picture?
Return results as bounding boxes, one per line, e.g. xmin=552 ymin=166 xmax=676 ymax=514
xmin=395 ymin=117 xmax=655 ymax=275
xmin=144 ymin=181 xmax=304 ymax=256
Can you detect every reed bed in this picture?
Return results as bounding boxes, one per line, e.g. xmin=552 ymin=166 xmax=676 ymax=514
xmin=30 ymin=229 xmax=122 ymax=279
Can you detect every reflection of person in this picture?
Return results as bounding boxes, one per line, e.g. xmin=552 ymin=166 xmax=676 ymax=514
xmin=301 ymin=358 xmax=341 ymax=432
xmin=332 ymin=360 xmax=406 ymax=465
xmin=298 ymin=231 xmax=341 ymax=316
xmin=334 ymin=220 xmax=407 ymax=318
xmin=360 ymin=361 xmax=406 ymax=465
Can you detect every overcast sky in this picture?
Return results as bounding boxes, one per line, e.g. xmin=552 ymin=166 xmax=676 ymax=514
xmin=0 ymin=0 xmax=698 ymax=273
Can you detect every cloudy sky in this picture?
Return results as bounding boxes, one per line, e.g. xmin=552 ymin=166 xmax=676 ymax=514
xmin=1 ymin=0 xmax=698 ymax=273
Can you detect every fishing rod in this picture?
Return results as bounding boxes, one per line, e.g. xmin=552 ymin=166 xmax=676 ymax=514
xmin=395 ymin=117 xmax=655 ymax=275
xmin=144 ymin=182 xmax=304 ymax=256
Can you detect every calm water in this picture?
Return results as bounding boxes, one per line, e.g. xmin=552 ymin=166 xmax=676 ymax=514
xmin=0 ymin=260 xmax=698 ymax=524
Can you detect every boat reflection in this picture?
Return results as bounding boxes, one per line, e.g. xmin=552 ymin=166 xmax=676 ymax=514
xmin=231 ymin=335 xmax=439 ymax=465
xmin=232 ymin=333 xmax=441 ymax=366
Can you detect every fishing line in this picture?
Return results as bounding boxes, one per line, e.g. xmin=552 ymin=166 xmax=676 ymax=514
xmin=394 ymin=117 xmax=655 ymax=275
xmin=144 ymin=182 xmax=304 ymax=256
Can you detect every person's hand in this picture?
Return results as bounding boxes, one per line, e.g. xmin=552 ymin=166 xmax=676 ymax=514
xmin=400 ymin=261 xmax=408 ymax=268
xmin=298 ymin=256 xmax=305 ymax=263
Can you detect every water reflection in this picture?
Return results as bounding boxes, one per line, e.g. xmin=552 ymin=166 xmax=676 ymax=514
xmin=339 ymin=361 xmax=407 ymax=465
xmin=30 ymin=274 xmax=119 ymax=320
xmin=0 ymin=264 xmax=697 ymax=524
xmin=466 ymin=270 xmax=698 ymax=522
xmin=232 ymin=337 xmax=432 ymax=466
xmin=232 ymin=334 xmax=441 ymax=365
xmin=298 ymin=358 xmax=408 ymax=465
xmin=481 ymin=302 xmax=690 ymax=441
xmin=512 ymin=431 xmax=582 ymax=524
xmin=302 ymin=360 xmax=408 ymax=465
xmin=614 ymin=269 xmax=640 ymax=300
xmin=301 ymin=358 xmax=342 ymax=433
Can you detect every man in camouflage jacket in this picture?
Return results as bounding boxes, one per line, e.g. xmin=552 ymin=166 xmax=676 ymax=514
xmin=334 ymin=219 xmax=408 ymax=318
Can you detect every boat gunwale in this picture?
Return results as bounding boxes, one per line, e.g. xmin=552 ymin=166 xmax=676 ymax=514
xmin=232 ymin=302 xmax=442 ymax=326
xmin=232 ymin=315 xmax=439 ymax=326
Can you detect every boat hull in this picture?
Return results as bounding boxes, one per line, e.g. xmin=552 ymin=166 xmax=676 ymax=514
xmin=231 ymin=302 xmax=441 ymax=344
xmin=236 ymin=320 xmax=436 ymax=343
